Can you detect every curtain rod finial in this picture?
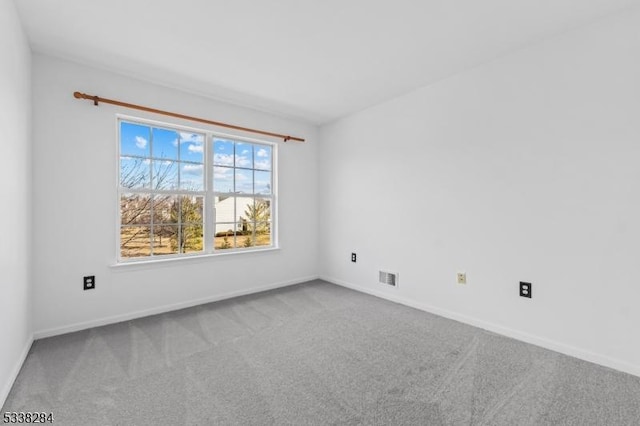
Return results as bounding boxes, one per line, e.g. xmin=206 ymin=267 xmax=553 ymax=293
xmin=73 ymin=91 xmax=98 ymax=105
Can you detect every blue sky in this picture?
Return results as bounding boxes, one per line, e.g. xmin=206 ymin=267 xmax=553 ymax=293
xmin=120 ymin=121 xmax=204 ymax=162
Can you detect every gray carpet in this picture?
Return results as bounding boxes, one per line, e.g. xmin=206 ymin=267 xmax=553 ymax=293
xmin=3 ymin=280 xmax=640 ymax=425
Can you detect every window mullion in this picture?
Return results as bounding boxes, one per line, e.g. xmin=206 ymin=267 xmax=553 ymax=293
xmin=233 ymin=143 xmax=237 ymax=249
xmin=204 ymin=133 xmax=215 ymax=253
xmin=149 ymin=127 xmax=155 ymax=255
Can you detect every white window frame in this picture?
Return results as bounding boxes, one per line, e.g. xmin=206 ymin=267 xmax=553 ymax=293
xmin=116 ymin=114 xmax=277 ymax=263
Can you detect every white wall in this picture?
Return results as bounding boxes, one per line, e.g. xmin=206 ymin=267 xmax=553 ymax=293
xmin=319 ymin=9 xmax=640 ymax=376
xmin=0 ymin=0 xmax=32 ymax=407
xmin=32 ymin=55 xmax=318 ymax=336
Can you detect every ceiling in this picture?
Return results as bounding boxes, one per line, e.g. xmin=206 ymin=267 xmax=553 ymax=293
xmin=14 ymin=0 xmax=640 ymax=124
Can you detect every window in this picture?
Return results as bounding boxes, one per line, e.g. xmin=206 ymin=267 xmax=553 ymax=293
xmin=118 ymin=118 xmax=275 ymax=261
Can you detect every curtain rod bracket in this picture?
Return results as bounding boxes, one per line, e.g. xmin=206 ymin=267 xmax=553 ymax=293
xmin=93 ymin=96 xmax=99 ymax=106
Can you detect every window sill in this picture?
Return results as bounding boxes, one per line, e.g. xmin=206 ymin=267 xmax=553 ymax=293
xmin=110 ymin=246 xmax=280 ymax=270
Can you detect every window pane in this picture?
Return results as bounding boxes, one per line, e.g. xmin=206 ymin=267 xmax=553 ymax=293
xmin=253 ymin=197 xmax=271 ymax=222
xmin=214 ymin=223 xmax=235 ymax=249
xmin=181 ymin=196 xmax=203 ymax=224
xmin=153 ymin=225 xmax=178 ymax=256
xmin=214 ymin=223 xmax=235 ymax=236
xmin=179 ymin=132 xmax=204 ymax=163
xmin=120 ymin=157 xmax=150 ymax=189
xmin=152 ymin=127 xmax=178 ymax=160
xmin=213 ymin=166 xmax=233 ymax=193
xmin=238 ymin=228 xmax=255 ymax=248
xmin=180 ymin=163 xmax=204 ymax=191
xmin=254 ymin=170 xmax=271 ymax=194
xmin=235 ymin=169 xmax=253 ymax=193
xmin=236 ymin=197 xmax=255 ymax=224
xmin=153 ymin=195 xmax=177 ymax=224
xmin=120 ymin=122 xmax=150 ymax=157
xmin=214 ymin=195 xmax=235 ymax=223
xmin=236 ymin=218 xmax=252 ymax=237
xmin=254 ymin=145 xmax=272 ymax=171
xmin=121 ymin=194 xmax=151 ymax=225
xmin=120 ymin=226 xmax=151 ymax=258
xmin=181 ymin=224 xmax=204 ymax=253
xmin=235 ymin=142 xmax=253 ymax=168
xmin=255 ymin=222 xmax=271 ymax=247
xmin=153 ymin=160 xmax=179 ymax=190
xmin=213 ymin=138 xmax=234 ymax=166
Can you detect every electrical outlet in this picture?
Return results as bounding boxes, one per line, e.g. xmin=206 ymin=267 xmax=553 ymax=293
xmin=457 ymin=272 xmax=467 ymax=284
xmin=84 ymin=275 xmax=95 ymax=290
xmin=351 ymin=252 xmax=357 ymax=263
xmin=519 ymin=281 xmax=531 ymax=298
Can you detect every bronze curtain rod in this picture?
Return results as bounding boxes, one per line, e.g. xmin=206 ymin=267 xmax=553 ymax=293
xmin=73 ymin=91 xmax=305 ymax=142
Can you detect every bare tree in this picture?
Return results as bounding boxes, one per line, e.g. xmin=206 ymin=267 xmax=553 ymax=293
xmin=120 ymin=159 xmax=177 ymax=253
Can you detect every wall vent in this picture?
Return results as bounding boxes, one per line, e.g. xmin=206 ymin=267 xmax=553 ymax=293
xmin=379 ymin=271 xmax=398 ymax=287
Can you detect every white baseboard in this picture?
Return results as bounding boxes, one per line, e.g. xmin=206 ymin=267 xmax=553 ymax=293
xmin=322 ymin=275 xmax=640 ymax=379
xmin=34 ymin=275 xmax=319 ymax=339
xmin=1 ymin=335 xmax=33 ymax=409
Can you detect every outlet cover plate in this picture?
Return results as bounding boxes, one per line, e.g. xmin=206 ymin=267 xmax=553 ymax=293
xmin=84 ymin=275 xmax=95 ymax=290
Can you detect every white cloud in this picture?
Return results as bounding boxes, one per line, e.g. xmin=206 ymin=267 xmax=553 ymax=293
xmin=256 ymin=148 xmax=268 ymax=157
xmin=254 ymin=159 xmax=270 ymax=170
xmin=182 ymin=164 xmax=203 ymax=172
xmin=135 ymin=136 xmax=148 ymax=149
xmin=235 ymin=173 xmax=248 ymax=181
xmin=179 ymin=132 xmax=204 ymax=143
xmin=241 ymin=149 xmax=249 ymax=155
xmin=235 ymin=155 xmax=251 ymax=168
xmin=188 ymin=143 xmax=203 ymax=154
xmin=214 ymin=167 xmax=232 ymax=179
xmin=172 ymin=138 xmax=179 ymax=147
xmin=214 ymin=153 xmax=234 ymax=166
